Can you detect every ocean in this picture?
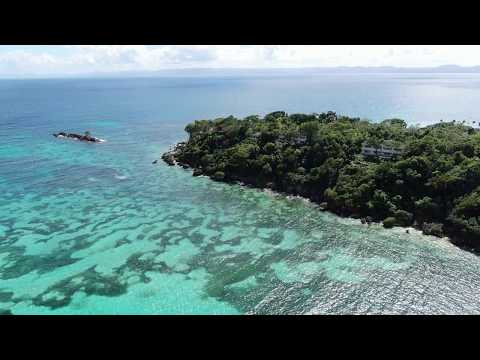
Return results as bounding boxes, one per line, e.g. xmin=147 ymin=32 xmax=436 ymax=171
xmin=2 ymin=74 xmax=480 ymax=314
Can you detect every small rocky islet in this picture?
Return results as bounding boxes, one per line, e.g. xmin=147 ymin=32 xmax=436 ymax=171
xmin=53 ymin=131 xmax=103 ymax=143
xmin=162 ymin=111 xmax=480 ymax=252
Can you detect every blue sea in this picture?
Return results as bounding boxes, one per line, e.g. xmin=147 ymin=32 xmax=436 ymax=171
xmin=2 ymin=73 xmax=480 ymax=314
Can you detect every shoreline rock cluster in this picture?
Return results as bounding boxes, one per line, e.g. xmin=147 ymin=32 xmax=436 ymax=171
xmin=165 ymin=148 xmax=450 ymax=241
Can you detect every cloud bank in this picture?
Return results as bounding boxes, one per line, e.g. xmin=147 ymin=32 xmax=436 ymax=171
xmin=1 ymin=45 xmax=480 ymax=78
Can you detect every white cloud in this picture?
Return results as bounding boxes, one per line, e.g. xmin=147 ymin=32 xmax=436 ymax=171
xmin=1 ymin=45 xmax=480 ymax=77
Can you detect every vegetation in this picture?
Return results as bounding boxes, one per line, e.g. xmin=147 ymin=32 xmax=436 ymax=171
xmin=163 ymin=111 xmax=480 ymax=249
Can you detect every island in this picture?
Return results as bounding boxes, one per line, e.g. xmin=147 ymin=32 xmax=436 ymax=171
xmin=162 ymin=111 xmax=480 ymax=251
xmin=53 ymin=131 xmax=103 ymax=143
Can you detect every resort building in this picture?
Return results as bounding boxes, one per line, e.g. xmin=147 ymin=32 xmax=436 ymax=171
xmin=361 ymin=141 xmax=403 ymax=159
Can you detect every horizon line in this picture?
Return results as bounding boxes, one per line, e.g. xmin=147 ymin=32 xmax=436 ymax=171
xmin=2 ymin=64 xmax=480 ymax=80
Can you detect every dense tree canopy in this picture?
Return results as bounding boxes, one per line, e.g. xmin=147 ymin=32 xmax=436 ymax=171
xmin=164 ymin=111 xmax=480 ymax=249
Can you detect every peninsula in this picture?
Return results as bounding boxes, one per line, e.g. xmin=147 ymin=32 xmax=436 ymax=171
xmin=162 ymin=112 xmax=480 ymax=251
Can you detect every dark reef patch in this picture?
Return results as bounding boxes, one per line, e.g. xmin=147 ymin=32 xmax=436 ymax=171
xmin=0 ymin=250 xmax=78 ymax=280
xmin=32 ymin=266 xmax=129 ymax=310
xmin=0 ymin=290 xmax=14 ymax=302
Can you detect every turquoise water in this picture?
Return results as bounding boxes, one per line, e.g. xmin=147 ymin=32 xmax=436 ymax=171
xmin=2 ymin=75 xmax=480 ymax=314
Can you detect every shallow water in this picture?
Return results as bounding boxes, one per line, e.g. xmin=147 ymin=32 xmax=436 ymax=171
xmin=2 ymin=75 xmax=480 ymax=314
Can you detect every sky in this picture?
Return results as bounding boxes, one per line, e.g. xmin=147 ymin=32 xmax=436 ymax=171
xmin=1 ymin=45 xmax=480 ymax=78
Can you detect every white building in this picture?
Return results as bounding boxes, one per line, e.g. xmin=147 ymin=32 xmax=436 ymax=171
xmin=361 ymin=142 xmax=403 ymax=159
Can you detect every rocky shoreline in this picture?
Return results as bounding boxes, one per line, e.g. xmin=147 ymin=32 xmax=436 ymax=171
xmin=161 ymin=144 xmax=479 ymax=255
xmin=171 ymin=155 xmax=480 ymax=255
xmin=162 ymin=148 xmax=443 ymax=233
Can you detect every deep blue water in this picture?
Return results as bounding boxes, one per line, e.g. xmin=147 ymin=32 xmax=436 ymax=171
xmin=2 ymin=74 xmax=480 ymax=314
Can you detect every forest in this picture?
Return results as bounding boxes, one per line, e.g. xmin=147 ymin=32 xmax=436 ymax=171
xmin=162 ymin=111 xmax=480 ymax=250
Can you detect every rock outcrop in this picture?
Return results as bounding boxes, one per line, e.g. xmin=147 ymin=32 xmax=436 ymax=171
xmin=53 ymin=132 xmax=102 ymax=143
